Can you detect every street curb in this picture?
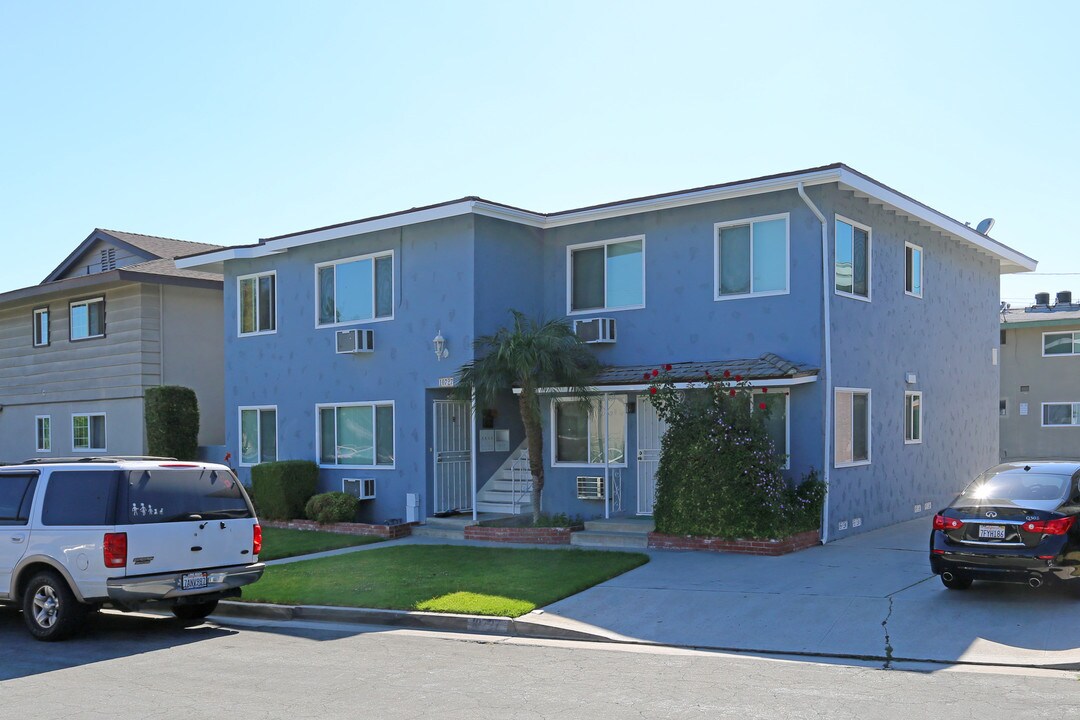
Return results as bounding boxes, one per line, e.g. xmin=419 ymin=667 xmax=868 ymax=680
xmin=215 ymin=601 xmax=614 ymax=643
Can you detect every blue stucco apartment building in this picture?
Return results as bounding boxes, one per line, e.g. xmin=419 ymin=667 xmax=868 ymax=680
xmin=178 ymin=164 xmax=1036 ymax=541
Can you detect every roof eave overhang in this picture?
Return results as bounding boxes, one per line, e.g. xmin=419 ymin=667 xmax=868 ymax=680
xmin=514 ymin=374 xmax=819 ymax=395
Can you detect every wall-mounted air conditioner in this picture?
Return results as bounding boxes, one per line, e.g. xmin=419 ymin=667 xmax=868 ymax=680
xmin=343 ymin=477 xmax=376 ymax=500
xmin=574 ymin=317 xmax=616 ymax=344
xmin=336 ymin=328 xmax=375 ymax=354
xmin=576 ymin=476 xmax=605 ymax=500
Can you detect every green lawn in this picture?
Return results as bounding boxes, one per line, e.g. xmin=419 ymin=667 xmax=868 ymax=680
xmin=258 ymin=527 xmax=383 ymax=561
xmin=243 ymin=544 xmax=649 ymax=617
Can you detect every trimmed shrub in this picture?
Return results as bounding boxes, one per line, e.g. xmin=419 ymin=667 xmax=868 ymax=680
xmin=305 ymin=492 xmax=360 ymax=525
xmin=251 ymin=460 xmax=319 ymax=520
xmin=144 ymin=386 xmax=200 ymax=460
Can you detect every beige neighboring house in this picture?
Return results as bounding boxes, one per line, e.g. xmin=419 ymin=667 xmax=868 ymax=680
xmin=0 ymin=229 xmax=225 ymax=463
xmin=1000 ymin=290 xmax=1080 ymax=461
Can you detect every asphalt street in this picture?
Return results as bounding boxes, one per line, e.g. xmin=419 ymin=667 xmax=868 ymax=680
xmin=1 ymin=607 xmax=1077 ymax=720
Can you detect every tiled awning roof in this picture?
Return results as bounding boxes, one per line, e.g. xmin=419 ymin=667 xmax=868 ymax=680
xmin=594 ymin=353 xmax=818 ymax=386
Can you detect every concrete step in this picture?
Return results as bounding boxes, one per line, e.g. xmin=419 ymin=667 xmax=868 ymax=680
xmin=584 ymin=518 xmax=654 ymax=534
xmin=570 ymin=530 xmax=650 ymax=549
xmin=477 ymin=489 xmax=532 ymax=505
xmin=409 ymin=526 xmax=465 ymax=540
xmin=484 ymin=478 xmax=534 ymax=492
xmin=475 ymin=501 xmax=532 ymax=514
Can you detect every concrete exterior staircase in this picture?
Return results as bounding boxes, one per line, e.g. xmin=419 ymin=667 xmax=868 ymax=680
xmin=410 ymin=512 xmax=513 ymax=540
xmin=474 ymin=442 xmax=533 ymax=516
xmin=569 ymin=517 xmax=654 ymax=549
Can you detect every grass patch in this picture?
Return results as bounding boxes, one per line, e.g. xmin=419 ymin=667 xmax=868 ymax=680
xmin=243 ymin=544 xmax=648 ymax=617
xmin=259 ymin=527 xmax=382 ymax=561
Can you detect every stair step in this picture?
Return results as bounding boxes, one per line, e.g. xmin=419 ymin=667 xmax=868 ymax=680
xmin=584 ymin=518 xmax=654 ymax=534
xmin=485 ymin=478 xmax=534 ymax=492
xmin=475 ymin=501 xmax=532 ymax=514
xmin=570 ymin=531 xmax=650 ymax=549
xmin=410 ymin=526 xmax=466 ymax=540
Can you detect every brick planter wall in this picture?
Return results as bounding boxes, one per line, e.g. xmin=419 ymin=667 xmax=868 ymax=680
xmin=263 ymin=519 xmax=416 ymax=540
xmin=647 ymin=529 xmax=820 ymax=556
xmin=464 ymin=525 xmax=581 ymax=545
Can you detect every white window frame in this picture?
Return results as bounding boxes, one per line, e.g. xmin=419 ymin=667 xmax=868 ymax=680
xmin=316 ymin=401 xmax=396 ymax=469
xmin=834 ymin=387 xmax=871 ymax=468
xmin=904 ymin=391 xmax=923 ymax=444
xmin=904 ymin=242 xmax=923 ymax=299
xmin=314 ymin=250 xmax=395 ymax=329
xmin=714 ymin=213 xmax=791 ymax=301
xmin=69 ymin=297 xmax=105 ymax=340
xmin=71 ymin=412 xmax=107 ymax=453
xmin=550 ymin=396 xmax=629 ymax=468
xmin=33 ymin=307 xmax=50 ymax=347
xmin=752 ymin=390 xmax=790 ymax=469
xmin=237 ymin=271 xmax=277 ymax=337
xmin=1041 ymin=330 xmax=1080 ymax=358
xmin=834 ymin=215 xmax=873 ymax=302
xmin=238 ymin=405 xmax=278 ymax=467
xmin=1040 ymin=402 xmax=1080 ymax=428
xmin=565 ymin=236 xmax=646 ymax=316
xmin=35 ymin=415 xmax=51 ymax=453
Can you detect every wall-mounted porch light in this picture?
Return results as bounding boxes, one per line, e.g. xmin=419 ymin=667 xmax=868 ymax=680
xmin=433 ymin=330 xmax=448 ymax=361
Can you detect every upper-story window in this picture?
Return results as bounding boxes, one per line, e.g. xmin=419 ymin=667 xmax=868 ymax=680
xmin=835 ymin=216 xmax=871 ymax=300
xmin=1043 ymin=331 xmax=1080 ymax=357
xmin=69 ymin=298 xmax=105 ymax=340
xmin=316 ymin=251 xmax=394 ymax=327
xmin=905 ymin=391 xmax=923 ymax=443
xmin=33 ymin=307 xmax=50 ymax=347
xmin=905 ymin=243 xmax=923 ymax=298
xmin=567 ymin=237 xmax=644 ymax=314
xmin=238 ymin=272 xmax=276 ymax=336
xmin=715 ymin=214 xmax=789 ymax=300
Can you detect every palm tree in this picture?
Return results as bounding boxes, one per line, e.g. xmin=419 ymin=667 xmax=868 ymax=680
xmin=454 ymin=310 xmax=600 ymax=523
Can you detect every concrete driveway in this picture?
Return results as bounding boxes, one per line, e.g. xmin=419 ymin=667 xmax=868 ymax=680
xmin=538 ymin=518 xmax=1080 ymax=669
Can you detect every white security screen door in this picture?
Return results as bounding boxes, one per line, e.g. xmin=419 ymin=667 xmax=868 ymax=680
xmin=433 ymin=400 xmax=472 ymax=514
xmin=636 ymin=396 xmax=667 ymax=515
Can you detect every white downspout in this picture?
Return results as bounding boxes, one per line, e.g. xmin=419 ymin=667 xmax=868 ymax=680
xmin=798 ymin=182 xmax=832 ymax=544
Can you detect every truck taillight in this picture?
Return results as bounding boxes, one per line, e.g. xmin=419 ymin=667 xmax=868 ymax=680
xmin=103 ymin=532 xmax=127 ymax=568
xmin=253 ymin=524 xmax=262 ymax=556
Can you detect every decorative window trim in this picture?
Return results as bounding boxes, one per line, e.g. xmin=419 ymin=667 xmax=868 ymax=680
xmin=904 ymin=242 xmax=923 ymax=299
xmin=314 ymin=250 xmax=395 ymax=329
xmin=550 ymin=396 xmax=629 ymax=468
xmin=316 ymin=401 xmax=396 ymax=469
xmin=1041 ymin=402 xmax=1080 ymax=428
xmin=565 ymin=236 xmax=646 ymax=316
xmin=1042 ymin=330 xmax=1080 ymax=358
xmin=752 ymin=389 xmax=790 ymax=469
xmin=904 ymin=391 xmax=923 ymax=444
xmin=71 ymin=412 xmax=107 ymax=452
xmin=238 ymin=405 xmax=278 ymax=467
xmin=713 ymin=212 xmax=791 ymax=301
xmin=35 ymin=415 xmax=51 ymax=453
xmin=32 ymin=306 xmax=50 ymax=347
xmin=834 ymin=215 xmax=873 ymax=302
xmin=834 ymin=387 xmax=872 ymax=467
xmin=237 ymin=271 xmax=277 ymax=337
xmin=69 ymin=297 xmax=106 ymax=341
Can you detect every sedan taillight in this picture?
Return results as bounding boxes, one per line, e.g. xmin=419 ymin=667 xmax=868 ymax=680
xmin=103 ymin=532 xmax=127 ymax=568
xmin=933 ymin=514 xmax=964 ymax=531
xmin=253 ymin=523 xmax=262 ymax=556
xmin=1022 ymin=516 xmax=1075 ymax=535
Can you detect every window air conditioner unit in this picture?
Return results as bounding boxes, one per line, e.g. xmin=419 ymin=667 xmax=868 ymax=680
xmin=343 ymin=477 xmax=376 ymax=500
xmin=576 ymin=476 xmax=605 ymax=500
xmin=574 ymin=317 xmax=616 ymax=344
xmin=336 ymin=328 xmax=375 ymax=354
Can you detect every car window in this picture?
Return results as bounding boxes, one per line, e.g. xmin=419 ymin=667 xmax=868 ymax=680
xmin=961 ymin=471 xmax=1071 ymax=503
xmin=125 ymin=468 xmax=253 ymax=523
xmin=41 ymin=471 xmax=120 ymax=526
xmin=0 ymin=473 xmax=37 ymax=525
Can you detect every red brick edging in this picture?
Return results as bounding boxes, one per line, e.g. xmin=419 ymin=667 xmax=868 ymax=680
xmin=263 ymin=519 xmax=416 ymax=540
xmin=464 ymin=525 xmax=581 ymax=545
xmin=647 ymin=529 xmax=820 ymax=556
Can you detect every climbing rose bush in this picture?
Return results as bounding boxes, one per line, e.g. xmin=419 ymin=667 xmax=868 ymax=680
xmin=648 ymin=368 xmax=824 ymax=539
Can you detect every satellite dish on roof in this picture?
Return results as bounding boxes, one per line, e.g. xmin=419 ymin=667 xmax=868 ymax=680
xmin=976 ymin=218 xmax=995 ymax=234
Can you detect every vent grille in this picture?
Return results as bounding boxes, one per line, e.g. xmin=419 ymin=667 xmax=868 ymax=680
xmin=100 ymin=248 xmax=117 ymax=272
xmin=576 ymin=476 xmax=605 ymax=500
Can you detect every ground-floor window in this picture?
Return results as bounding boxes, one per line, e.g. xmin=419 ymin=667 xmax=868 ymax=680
xmin=318 ymin=402 xmax=395 ymax=467
xmin=1042 ymin=402 xmax=1080 ymax=427
xmin=35 ymin=416 xmax=51 ymax=452
xmin=239 ymin=406 xmax=278 ymax=465
xmin=834 ymin=388 xmax=870 ymax=467
xmin=552 ymin=396 xmax=627 ymax=465
xmin=72 ymin=413 xmax=106 ymax=452
xmin=904 ymin=391 xmax=923 ymax=443
xmin=752 ymin=391 xmax=789 ymax=468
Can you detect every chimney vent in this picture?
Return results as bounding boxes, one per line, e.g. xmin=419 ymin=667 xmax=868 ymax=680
xmin=1055 ymin=290 xmax=1073 ymax=306
xmin=1034 ymin=292 xmax=1050 ymax=306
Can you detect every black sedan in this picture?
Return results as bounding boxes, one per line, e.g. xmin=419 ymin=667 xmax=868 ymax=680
xmin=930 ymin=461 xmax=1080 ymax=592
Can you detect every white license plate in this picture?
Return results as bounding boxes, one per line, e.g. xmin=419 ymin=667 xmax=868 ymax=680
xmin=181 ymin=572 xmax=208 ymax=590
xmin=978 ymin=524 xmax=1006 ymax=540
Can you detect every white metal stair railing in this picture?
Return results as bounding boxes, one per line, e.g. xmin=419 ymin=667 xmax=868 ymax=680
xmin=510 ymin=449 xmax=534 ymax=515
xmin=608 ymin=468 xmax=623 ymax=513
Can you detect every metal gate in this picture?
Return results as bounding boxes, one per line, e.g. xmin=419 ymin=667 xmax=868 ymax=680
xmin=636 ymin=396 xmax=667 ymax=515
xmin=433 ymin=399 xmax=472 ymax=514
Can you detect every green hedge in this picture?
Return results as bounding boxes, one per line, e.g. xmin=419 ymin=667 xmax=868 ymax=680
xmin=144 ymin=386 xmax=200 ymax=460
xmin=251 ymin=460 xmax=319 ymax=520
xmin=305 ymin=492 xmax=360 ymax=524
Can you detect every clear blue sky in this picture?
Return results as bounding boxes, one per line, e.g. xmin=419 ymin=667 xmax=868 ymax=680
xmin=2 ymin=1 xmax=1076 ymax=305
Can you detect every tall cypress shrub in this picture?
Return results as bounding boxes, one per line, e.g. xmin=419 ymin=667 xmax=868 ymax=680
xmin=144 ymin=385 xmax=200 ymax=460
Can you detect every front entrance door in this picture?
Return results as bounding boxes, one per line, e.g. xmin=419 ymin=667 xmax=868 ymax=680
xmin=432 ymin=399 xmax=472 ymax=514
xmin=636 ymin=396 xmax=668 ymax=515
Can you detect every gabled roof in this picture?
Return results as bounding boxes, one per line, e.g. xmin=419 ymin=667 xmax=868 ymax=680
xmin=43 ymin=228 xmax=221 ymax=283
xmin=176 ymin=163 xmax=1038 ymax=275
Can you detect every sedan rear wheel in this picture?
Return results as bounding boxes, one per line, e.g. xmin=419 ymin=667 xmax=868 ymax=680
xmin=941 ymin=573 xmax=973 ymax=590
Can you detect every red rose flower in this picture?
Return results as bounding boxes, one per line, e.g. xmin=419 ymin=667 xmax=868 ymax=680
xmin=643 ymin=372 xmax=651 ymax=380
xmin=735 ymin=374 xmax=743 ymax=381
xmin=652 ymin=369 xmax=659 ymax=377
xmin=224 ymin=451 xmax=232 ymax=462
xmin=761 ymin=387 xmax=768 ymax=393
xmin=664 ymin=364 xmax=672 ymax=371
xmin=729 ymin=389 xmax=736 ymax=397
xmin=723 ymin=370 xmax=731 ymax=378
xmin=650 ymin=386 xmax=657 ymax=395
xmin=704 ymin=371 xmax=712 ymax=379
xmin=759 ymin=402 xmax=767 ymax=410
